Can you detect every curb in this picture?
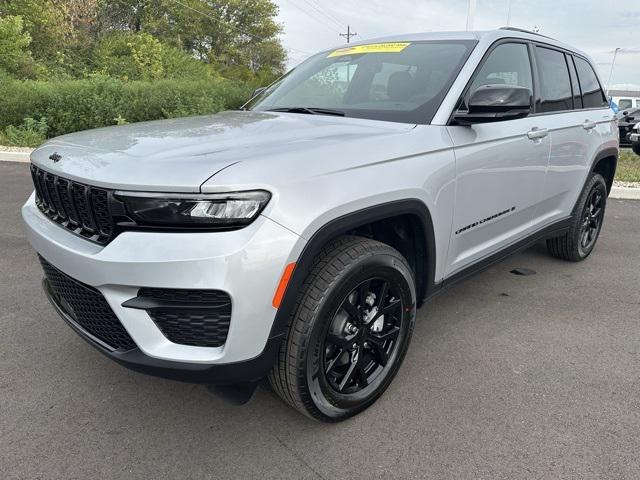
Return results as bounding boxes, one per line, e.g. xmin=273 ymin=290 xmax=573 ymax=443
xmin=0 ymin=151 xmax=31 ymax=163
xmin=610 ymin=186 xmax=640 ymax=200
xmin=1 ymin=149 xmax=639 ymax=200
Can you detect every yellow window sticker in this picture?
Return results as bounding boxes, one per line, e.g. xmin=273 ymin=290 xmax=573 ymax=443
xmin=328 ymin=42 xmax=411 ymax=58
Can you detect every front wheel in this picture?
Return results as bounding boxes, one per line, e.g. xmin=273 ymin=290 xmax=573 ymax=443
xmin=546 ymin=173 xmax=607 ymax=262
xmin=269 ymin=236 xmax=416 ymax=422
xmin=632 ymin=143 xmax=640 ymax=156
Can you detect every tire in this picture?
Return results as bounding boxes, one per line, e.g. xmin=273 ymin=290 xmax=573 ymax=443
xmin=269 ymin=235 xmax=417 ymax=422
xmin=632 ymin=143 xmax=640 ymax=156
xmin=546 ymin=173 xmax=607 ymax=262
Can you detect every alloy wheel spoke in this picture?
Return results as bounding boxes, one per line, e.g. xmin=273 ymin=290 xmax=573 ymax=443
xmin=368 ymin=340 xmax=389 ymax=367
xmin=377 ymin=281 xmax=389 ymax=309
xmin=325 ymin=348 xmax=344 ymax=375
xmin=369 ymin=326 xmax=400 ymax=344
xmin=356 ymin=362 xmax=369 ymax=388
xmin=382 ymin=298 xmax=401 ymax=315
xmin=338 ymin=361 xmax=358 ymax=392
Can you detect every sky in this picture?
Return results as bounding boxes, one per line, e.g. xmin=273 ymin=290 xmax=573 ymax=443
xmin=274 ymin=0 xmax=640 ymax=90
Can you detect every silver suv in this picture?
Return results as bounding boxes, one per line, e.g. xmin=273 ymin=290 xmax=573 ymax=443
xmin=23 ymin=28 xmax=618 ymax=422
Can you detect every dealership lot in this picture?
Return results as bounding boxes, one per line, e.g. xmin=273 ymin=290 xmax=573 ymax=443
xmin=2 ymin=160 xmax=640 ymax=479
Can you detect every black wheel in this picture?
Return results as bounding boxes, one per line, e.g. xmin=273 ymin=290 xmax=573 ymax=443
xmin=269 ymin=236 xmax=416 ymax=422
xmin=546 ymin=173 xmax=607 ymax=262
xmin=632 ymin=143 xmax=640 ymax=156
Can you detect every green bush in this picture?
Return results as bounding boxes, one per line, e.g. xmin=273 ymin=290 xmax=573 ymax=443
xmin=0 ymin=117 xmax=48 ymax=147
xmin=0 ymin=76 xmax=253 ymax=139
xmin=94 ymin=31 xmax=214 ymax=81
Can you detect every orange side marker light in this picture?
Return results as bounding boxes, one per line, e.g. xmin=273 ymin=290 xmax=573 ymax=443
xmin=272 ymin=262 xmax=296 ymax=309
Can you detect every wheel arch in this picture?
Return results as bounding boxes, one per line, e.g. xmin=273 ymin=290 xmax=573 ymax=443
xmin=590 ymin=147 xmax=618 ymax=194
xmin=268 ymin=199 xmax=437 ymax=340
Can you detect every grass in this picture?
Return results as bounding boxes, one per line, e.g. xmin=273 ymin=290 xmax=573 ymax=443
xmin=616 ymin=149 xmax=640 ymax=183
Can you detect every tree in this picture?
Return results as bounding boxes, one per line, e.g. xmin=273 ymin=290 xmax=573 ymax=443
xmin=0 ymin=16 xmax=35 ymax=77
xmin=96 ymin=0 xmax=286 ymax=81
xmin=0 ymin=0 xmax=286 ymax=82
xmin=0 ymin=0 xmax=70 ymax=61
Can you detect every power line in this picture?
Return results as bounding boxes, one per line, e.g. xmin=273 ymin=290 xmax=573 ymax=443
xmin=300 ymin=0 xmax=343 ymax=30
xmin=307 ymin=0 xmax=343 ymax=26
xmin=284 ymin=0 xmax=342 ymax=34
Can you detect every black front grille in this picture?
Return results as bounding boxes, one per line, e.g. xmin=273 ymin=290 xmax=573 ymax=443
xmin=31 ymin=165 xmax=115 ymax=245
xmin=40 ymin=257 xmax=136 ymax=351
xmin=137 ymin=288 xmax=231 ymax=348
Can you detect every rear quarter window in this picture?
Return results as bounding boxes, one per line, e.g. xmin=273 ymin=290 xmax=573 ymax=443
xmin=574 ymin=57 xmax=608 ymax=109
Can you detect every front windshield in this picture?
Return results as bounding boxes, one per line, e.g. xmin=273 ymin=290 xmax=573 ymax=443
xmin=245 ymin=40 xmax=477 ymax=124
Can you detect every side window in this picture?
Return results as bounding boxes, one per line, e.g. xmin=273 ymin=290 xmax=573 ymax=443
xmin=574 ymin=57 xmax=608 ymax=109
xmin=469 ymin=43 xmax=533 ymax=97
xmin=568 ymin=56 xmax=583 ymax=109
xmin=619 ymin=99 xmax=633 ymax=110
xmin=535 ymin=47 xmax=573 ymax=113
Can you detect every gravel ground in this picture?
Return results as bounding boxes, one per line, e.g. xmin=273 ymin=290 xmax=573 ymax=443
xmin=614 ymin=180 xmax=640 ymax=188
xmin=0 ymin=145 xmax=34 ymax=153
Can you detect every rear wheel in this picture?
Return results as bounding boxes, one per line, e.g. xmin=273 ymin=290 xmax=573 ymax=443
xmin=546 ymin=173 xmax=607 ymax=262
xmin=269 ymin=236 xmax=416 ymax=422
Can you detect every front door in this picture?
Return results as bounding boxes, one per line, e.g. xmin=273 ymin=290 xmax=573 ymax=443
xmin=445 ymin=42 xmax=550 ymax=277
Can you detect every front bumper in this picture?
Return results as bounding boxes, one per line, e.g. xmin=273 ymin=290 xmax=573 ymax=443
xmin=22 ymin=193 xmax=302 ymax=382
xmin=630 ymin=133 xmax=640 ymax=143
xmin=42 ymin=277 xmax=283 ymax=384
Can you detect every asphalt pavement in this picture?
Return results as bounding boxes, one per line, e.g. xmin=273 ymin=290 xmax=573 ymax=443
xmin=1 ymin=161 xmax=639 ymax=480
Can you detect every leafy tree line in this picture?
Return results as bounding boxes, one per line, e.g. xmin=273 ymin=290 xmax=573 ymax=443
xmin=0 ymin=0 xmax=286 ymax=82
xmin=0 ymin=0 xmax=287 ymax=146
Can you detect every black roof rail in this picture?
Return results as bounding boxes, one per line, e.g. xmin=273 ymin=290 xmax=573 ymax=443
xmin=499 ymin=26 xmax=553 ymax=40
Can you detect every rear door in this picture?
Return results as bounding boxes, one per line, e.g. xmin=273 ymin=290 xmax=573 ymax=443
xmin=445 ymin=41 xmax=551 ymax=276
xmin=534 ymin=48 xmax=611 ymax=224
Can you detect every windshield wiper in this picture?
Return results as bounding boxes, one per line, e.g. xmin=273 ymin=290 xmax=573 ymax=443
xmin=266 ymin=107 xmax=345 ymax=117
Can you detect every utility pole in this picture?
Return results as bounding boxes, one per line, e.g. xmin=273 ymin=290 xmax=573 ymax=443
xmin=339 ymin=25 xmax=358 ymax=44
xmin=340 ymin=25 xmax=358 ymax=81
xmin=506 ymin=0 xmax=513 ymax=26
xmin=607 ymin=47 xmax=621 ymax=93
xmin=466 ymin=0 xmax=477 ymax=31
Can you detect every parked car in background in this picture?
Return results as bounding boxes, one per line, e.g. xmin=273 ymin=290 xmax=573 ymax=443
xmin=630 ymin=122 xmax=640 ymax=155
xmin=23 ymin=28 xmax=618 ymax=422
xmin=617 ymin=108 xmax=640 ymax=147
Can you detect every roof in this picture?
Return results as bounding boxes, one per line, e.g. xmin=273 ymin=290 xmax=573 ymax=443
xmin=335 ymin=28 xmax=587 ymax=59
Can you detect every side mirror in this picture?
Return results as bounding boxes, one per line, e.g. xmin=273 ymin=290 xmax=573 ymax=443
xmin=454 ymin=84 xmax=532 ymax=125
xmin=251 ymin=86 xmax=267 ymax=99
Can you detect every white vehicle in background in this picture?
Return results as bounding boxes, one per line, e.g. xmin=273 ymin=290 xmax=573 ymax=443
xmin=609 ymin=88 xmax=640 ymax=111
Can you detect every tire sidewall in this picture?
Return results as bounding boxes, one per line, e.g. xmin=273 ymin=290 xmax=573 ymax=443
xmin=303 ymin=252 xmax=416 ymax=421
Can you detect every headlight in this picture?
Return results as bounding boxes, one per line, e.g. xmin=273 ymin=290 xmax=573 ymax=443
xmin=114 ymin=190 xmax=271 ymax=229
xmin=635 ymin=122 xmax=640 ymax=131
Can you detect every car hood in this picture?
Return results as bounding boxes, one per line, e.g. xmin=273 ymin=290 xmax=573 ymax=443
xmin=30 ymin=111 xmax=414 ymax=192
